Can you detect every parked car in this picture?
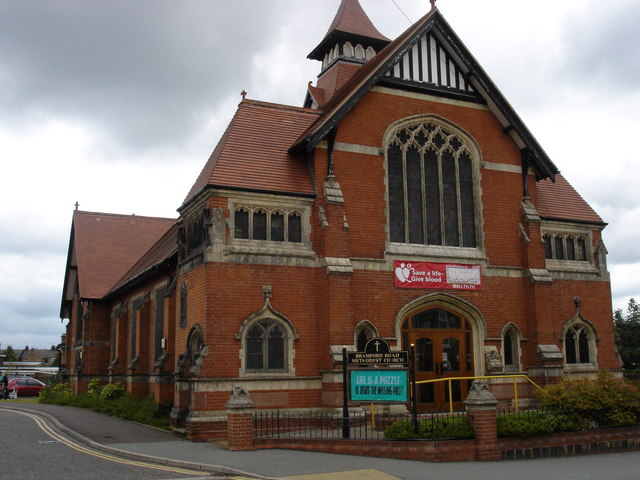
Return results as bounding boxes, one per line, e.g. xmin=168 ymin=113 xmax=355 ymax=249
xmin=7 ymin=377 xmax=46 ymax=398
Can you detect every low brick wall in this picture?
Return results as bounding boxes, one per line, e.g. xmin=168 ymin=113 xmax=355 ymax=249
xmin=254 ymin=437 xmax=477 ymax=462
xmin=248 ymin=426 xmax=640 ymax=462
xmin=499 ymin=425 xmax=640 ymax=460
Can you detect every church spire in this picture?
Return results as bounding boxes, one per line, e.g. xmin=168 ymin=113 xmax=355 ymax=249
xmin=307 ymin=0 xmax=390 ymax=67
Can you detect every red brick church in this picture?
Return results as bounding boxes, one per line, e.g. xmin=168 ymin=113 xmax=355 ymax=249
xmin=59 ymin=0 xmax=620 ymax=440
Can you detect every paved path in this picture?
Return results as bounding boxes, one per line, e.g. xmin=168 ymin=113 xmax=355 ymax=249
xmin=2 ymin=402 xmax=640 ymax=480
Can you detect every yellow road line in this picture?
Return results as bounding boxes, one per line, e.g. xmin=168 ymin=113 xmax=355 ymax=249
xmin=5 ymin=409 xmax=209 ymax=476
xmin=284 ymin=470 xmax=400 ymax=480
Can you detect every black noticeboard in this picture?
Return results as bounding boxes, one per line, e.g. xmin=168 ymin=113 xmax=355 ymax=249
xmin=346 ymin=337 xmax=409 ymax=366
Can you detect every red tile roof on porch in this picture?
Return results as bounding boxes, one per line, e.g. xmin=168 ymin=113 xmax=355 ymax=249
xmin=536 ymin=174 xmax=604 ymax=224
xmin=183 ymin=100 xmax=319 ymax=206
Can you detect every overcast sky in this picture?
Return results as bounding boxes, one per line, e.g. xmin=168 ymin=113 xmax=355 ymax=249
xmin=1 ymin=0 xmax=638 ymax=349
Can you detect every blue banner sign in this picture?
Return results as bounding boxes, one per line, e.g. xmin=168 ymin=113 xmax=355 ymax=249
xmin=349 ymin=369 xmax=408 ymax=403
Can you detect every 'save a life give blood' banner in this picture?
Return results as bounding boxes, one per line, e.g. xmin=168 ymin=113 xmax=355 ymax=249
xmin=393 ymin=261 xmax=482 ymax=290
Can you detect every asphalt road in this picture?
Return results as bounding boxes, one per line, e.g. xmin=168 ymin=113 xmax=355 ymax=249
xmin=0 ymin=409 xmax=212 ymax=480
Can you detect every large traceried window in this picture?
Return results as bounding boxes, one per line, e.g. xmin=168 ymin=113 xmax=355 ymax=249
xmin=387 ymin=119 xmax=478 ymax=248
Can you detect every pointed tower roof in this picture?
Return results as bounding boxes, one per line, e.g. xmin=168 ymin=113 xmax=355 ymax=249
xmin=308 ymin=0 xmax=390 ymax=61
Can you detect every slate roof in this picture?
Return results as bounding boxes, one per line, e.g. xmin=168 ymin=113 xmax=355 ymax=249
xmin=536 ymin=174 xmax=604 ymax=224
xmin=65 ymin=211 xmax=175 ymax=301
xmin=182 ymin=100 xmax=320 ymax=207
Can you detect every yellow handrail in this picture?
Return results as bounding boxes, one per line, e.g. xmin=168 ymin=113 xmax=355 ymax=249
xmin=414 ymin=374 xmax=543 ymax=414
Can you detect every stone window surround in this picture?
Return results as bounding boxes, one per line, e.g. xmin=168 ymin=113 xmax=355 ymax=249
xmin=542 ymin=221 xmax=600 ymax=273
xmin=561 ymin=316 xmax=598 ymax=372
xmin=227 ymin=193 xmax=313 ymax=256
xmin=501 ymin=322 xmax=523 ymax=373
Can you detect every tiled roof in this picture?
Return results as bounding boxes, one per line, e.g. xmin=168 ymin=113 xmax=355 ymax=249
xmin=73 ymin=211 xmax=175 ymax=299
xmin=109 ymin=223 xmax=178 ymax=296
xmin=323 ymin=0 xmax=390 ymax=42
xmin=308 ymin=0 xmax=391 ymax=61
xmin=536 ymin=174 xmax=604 ymax=224
xmin=307 ymin=82 xmax=326 ymax=108
xmin=316 ymin=62 xmax=363 ymax=105
xmin=183 ymin=100 xmax=320 ymax=206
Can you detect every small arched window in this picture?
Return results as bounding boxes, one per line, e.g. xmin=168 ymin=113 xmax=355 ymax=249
xmin=246 ymin=319 xmax=287 ymax=372
xmin=288 ymin=213 xmax=302 ymax=243
xmin=343 ymin=42 xmax=354 ymax=57
xmin=234 ymin=209 xmax=249 ymax=239
xmin=354 ymin=321 xmax=378 ymax=352
xmin=502 ymin=325 xmax=520 ymax=372
xmin=564 ymin=323 xmax=595 ymax=365
xmin=253 ymin=210 xmax=267 ymax=240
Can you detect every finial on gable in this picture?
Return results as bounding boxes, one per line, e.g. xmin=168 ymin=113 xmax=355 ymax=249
xmin=241 ymin=89 xmax=247 ymax=100
xmin=430 ymin=0 xmax=437 ymax=11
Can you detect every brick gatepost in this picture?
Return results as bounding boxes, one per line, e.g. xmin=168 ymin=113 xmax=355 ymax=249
xmin=225 ymin=386 xmax=256 ymax=451
xmin=464 ymin=380 xmax=500 ymax=461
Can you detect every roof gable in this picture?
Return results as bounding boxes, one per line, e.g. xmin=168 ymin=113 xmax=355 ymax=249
xmin=293 ymin=8 xmax=559 ymax=181
xmin=62 ymin=211 xmax=175 ymax=304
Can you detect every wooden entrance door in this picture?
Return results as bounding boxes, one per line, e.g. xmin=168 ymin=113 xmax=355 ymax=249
xmin=402 ymin=308 xmax=474 ymax=412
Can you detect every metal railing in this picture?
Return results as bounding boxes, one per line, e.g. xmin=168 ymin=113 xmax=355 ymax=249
xmin=254 ymin=409 xmax=471 ymax=441
xmin=416 ymin=374 xmax=543 ymax=413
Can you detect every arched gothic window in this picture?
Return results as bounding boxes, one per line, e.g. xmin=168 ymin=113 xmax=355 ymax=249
xmin=246 ymin=319 xmax=287 ymax=372
xmin=564 ymin=322 xmax=596 ymax=365
xmin=502 ymin=325 xmax=521 ymax=372
xmin=387 ymin=120 xmax=478 ymax=248
xmin=354 ymin=321 xmax=378 ymax=352
xmin=543 ymin=233 xmax=589 ymax=261
xmin=233 ymin=207 xmax=303 ymax=244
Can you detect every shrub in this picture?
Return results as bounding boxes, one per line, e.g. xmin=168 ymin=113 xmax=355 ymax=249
xmin=100 ymin=382 xmax=125 ymax=400
xmin=538 ymin=372 xmax=640 ymax=428
xmin=37 ymin=381 xmax=170 ymax=430
xmin=497 ymin=411 xmax=576 ymax=438
xmin=37 ymin=382 xmax=75 ymax=404
xmin=385 ymin=415 xmax=474 ymax=440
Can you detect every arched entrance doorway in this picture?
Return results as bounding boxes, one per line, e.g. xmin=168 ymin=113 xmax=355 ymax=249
xmin=397 ymin=294 xmax=485 ymax=412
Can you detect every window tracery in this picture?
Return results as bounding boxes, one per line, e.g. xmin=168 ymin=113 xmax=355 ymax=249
xmin=387 ymin=119 xmax=479 ymax=249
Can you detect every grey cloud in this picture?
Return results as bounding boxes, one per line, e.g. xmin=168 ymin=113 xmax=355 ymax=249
xmin=559 ymin=0 xmax=640 ymax=91
xmin=0 ymin=0 xmax=286 ymax=152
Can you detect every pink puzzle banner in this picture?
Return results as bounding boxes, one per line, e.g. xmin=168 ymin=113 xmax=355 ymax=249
xmin=393 ymin=261 xmax=482 ymax=290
